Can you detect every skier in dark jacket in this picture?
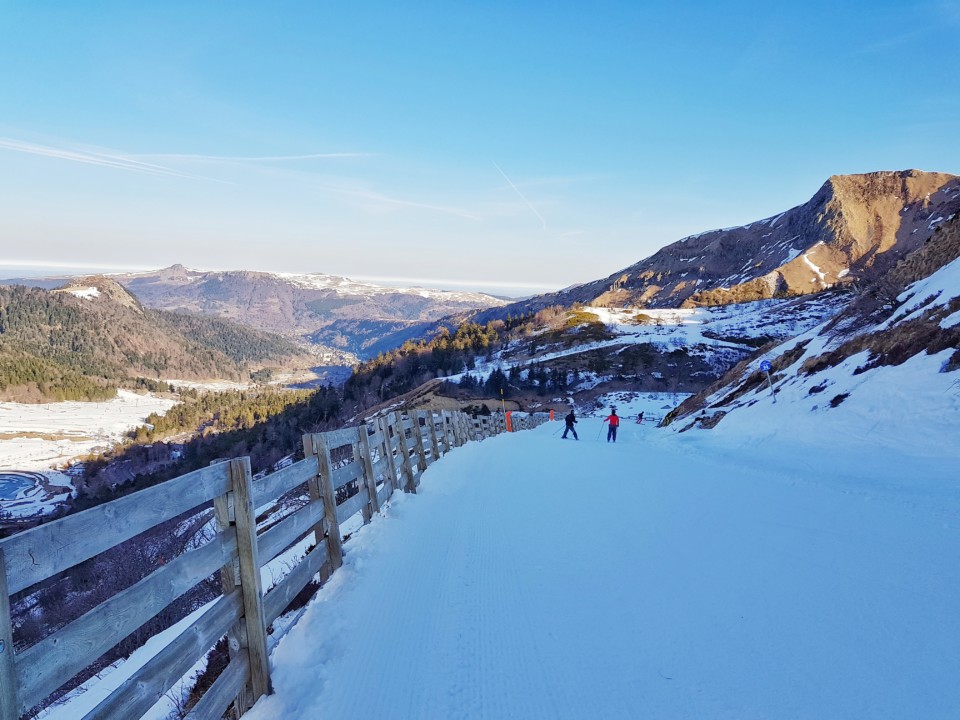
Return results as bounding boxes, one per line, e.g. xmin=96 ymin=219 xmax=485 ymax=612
xmin=604 ymin=406 xmax=620 ymax=442
xmin=562 ymin=409 xmax=578 ymax=440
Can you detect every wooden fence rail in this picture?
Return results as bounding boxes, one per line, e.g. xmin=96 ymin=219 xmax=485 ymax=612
xmin=0 ymin=409 xmax=551 ymax=720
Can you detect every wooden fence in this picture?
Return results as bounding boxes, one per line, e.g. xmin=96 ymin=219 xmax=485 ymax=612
xmin=0 ymin=409 xmax=551 ymax=720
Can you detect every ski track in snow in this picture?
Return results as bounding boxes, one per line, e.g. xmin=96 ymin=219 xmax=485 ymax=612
xmin=245 ymin=423 xmax=959 ymax=720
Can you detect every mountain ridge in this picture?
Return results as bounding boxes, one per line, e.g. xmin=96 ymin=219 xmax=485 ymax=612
xmin=471 ymin=169 xmax=959 ymax=325
xmin=0 ymin=278 xmax=313 ymax=401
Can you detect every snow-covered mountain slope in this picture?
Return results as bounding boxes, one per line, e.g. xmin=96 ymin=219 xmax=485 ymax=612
xmin=446 ymin=291 xmax=847 ymax=402
xmin=666 ymin=214 xmax=960 ymax=446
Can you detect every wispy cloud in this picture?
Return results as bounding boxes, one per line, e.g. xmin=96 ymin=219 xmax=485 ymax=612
xmin=493 ymin=162 xmax=548 ymax=230
xmin=135 ymin=151 xmax=375 ymax=162
xmin=0 ymin=137 xmax=208 ymax=180
xmin=316 ymin=182 xmax=481 ymax=221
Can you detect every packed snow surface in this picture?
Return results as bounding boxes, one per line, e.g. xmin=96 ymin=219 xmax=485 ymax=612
xmin=64 ymin=286 xmax=101 ymax=299
xmin=245 ymin=404 xmax=958 ymax=718
xmin=0 ymin=390 xmax=177 ymax=516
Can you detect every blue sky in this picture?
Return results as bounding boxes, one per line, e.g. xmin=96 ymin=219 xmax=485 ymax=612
xmin=1 ymin=1 xmax=959 ymax=296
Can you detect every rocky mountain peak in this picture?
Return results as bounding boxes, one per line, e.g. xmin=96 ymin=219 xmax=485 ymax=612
xmin=469 ymin=169 xmax=960 ymax=327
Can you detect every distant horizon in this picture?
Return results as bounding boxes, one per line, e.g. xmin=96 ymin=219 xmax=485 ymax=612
xmin=0 ymin=261 xmax=564 ymax=299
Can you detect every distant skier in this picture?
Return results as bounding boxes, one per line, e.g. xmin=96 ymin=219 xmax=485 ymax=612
xmin=636 ymin=411 xmax=644 ymax=425
xmin=562 ymin=409 xmax=579 ymax=440
xmin=604 ymin=406 xmax=620 ymax=442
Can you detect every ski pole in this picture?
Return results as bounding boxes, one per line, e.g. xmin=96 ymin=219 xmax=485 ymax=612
xmin=596 ymin=422 xmax=604 ymax=440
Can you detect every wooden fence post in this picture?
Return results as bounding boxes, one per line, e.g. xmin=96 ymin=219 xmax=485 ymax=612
xmin=356 ymin=423 xmax=380 ymax=520
xmin=449 ymin=412 xmax=461 ymax=447
xmin=228 ymin=457 xmax=271 ymax=703
xmin=427 ymin=411 xmax=441 ymax=461
xmin=454 ymin=412 xmax=465 ymax=444
xmin=412 ymin=411 xmax=428 ymax=474
xmin=439 ymin=410 xmax=452 ymax=454
xmin=302 ymin=434 xmax=344 ymax=576
xmin=378 ymin=415 xmax=400 ymax=493
xmin=0 ymin=549 xmax=17 ymax=720
xmin=394 ymin=414 xmax=417 ymax=493
xmin=212 ymin=480 xmax=251 ymax=718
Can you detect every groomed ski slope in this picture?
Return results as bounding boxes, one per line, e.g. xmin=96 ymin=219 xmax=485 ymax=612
xmin=245 ymin=420 xmax=959 ymax=720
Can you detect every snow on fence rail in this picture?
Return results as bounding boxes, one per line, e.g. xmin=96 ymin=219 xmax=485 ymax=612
xmin=0 ymin=408 xmax=550 ymax=720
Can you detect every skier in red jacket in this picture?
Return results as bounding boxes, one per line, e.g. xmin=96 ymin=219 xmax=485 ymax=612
xmin=604 ymin=407 xmax=620 ymax=443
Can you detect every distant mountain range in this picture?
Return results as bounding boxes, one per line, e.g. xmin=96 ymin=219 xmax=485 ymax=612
xmin=0 ymin=278 xmax=312 ymax=401
xmin=2 ymin=266 xmax=508 ymax=361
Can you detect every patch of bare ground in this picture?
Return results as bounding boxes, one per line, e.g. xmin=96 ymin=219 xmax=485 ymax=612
xmin=801 ymin=299 xmax=960 ymax=377
xmin=682 ymin=275 xmax=788 ymax=307
xmin=0 ymin=431 xmax=96 ymax=442
xmin=663 ymin=340 xmax=808 ymax=427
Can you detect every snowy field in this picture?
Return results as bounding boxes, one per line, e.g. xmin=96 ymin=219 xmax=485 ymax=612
xmin=0 ymin=390 xmax=177 ymax=471
xmin=243 ymin=399 xmax=959 ymax=718
xmin=0 ymin=390 xmax=177 ymax=516
xmin=448 ymin=296 xmax=842 ymax=386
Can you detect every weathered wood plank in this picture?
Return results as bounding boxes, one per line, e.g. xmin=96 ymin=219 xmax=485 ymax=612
xmin=376 ymin=483 xmax=391 ymax=509
xmin=427 ymin=411 xmax=441 ymax=461
xmin=0 ymin=462 xmax=231 ymax=596
xmin=322 ymin=426 xmax=360 ymax=449
xmin=378 ymin=415 xmax=400 ymax=493
xmin=366 ymin=427 xmax=384 ymax=447
xmin=0 ymin=549 xmax=17 ymax=720
xmin=356 ymin=423 xmax=380 ymax=519
xmin=251 ymin=456 xmax=318 ymax=509
xmin=258 ymin=500 xmax=326 ymax=568
xmin=330 ymin=460 xmax=363 ymax=490
xmin=81 ymin=592 xmax=243 ymax=720
xmin=184 ymin=649 xmax=250 ymax=720
xmin=412 ymin=411 xmax=429 ymax=472
xmin=370 ymin=456 xmax=388 ymax=480
xmin=335 ymin=491 xmax=367 ymax=525
xmin=263 ymin=543 xmax=329 ymax=626
xmin=440 ymin=410 xmax=452 ymax=453
xmin=229 ymin=458 xmax=271 ymax=701
xmin=394 ymin=413 xmax=416 ymax=493
xmin=302 ymin=434 xmax=343 ymax=574
xmin=17 ymin=528 xmax=239 ymax=712
xmin=212 ymin=489 xmax=248 ymax=717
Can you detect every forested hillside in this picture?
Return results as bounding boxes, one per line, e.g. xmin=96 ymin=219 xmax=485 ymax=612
xmin=75 ymin=385 xmax=344 ymax=508
xmin=0 ymin=283 xmax=309 ymax=401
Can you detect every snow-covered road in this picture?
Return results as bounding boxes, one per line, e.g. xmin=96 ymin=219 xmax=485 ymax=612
xmin=245 ymin=422 xmax=959 ymax=719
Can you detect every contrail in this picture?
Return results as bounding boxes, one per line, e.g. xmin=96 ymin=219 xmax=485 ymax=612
xmin=493 ymin=161 xmax=547 ymax=230
xmin=0 ymin=137 xmax=222 ymax=182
